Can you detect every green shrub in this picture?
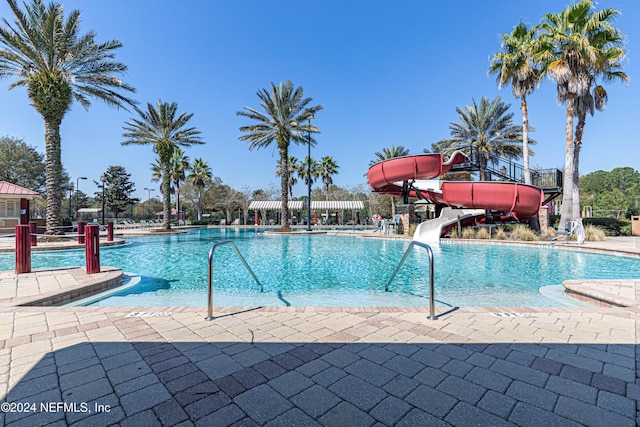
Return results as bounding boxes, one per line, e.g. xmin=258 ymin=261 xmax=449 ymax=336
xmin=620 ymin=224 xmax=632 ymax=236
xmin=582 ymin=217 xmax=629 ymax=236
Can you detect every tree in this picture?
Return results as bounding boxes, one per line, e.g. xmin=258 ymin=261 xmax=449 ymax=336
xmin=298 ymin=156 xmax=320 ymax=188
xmin=237 ymin=80 xmax=323 ymax=231
xmin=0 ymin=136 xmax=46 ymax=192
xmin=369 ymin=145 xmax=410 ymax=216
xmin=188 ymin=158 xmax=212 ymax=221
xmin=122 ymin=100 xmax=203 ymax=230
xmin=275 ymin=156 xmax=300 ymax=198
xmin=95 ymin=165 xmax=139 ymax=219
xmin=319 ymin=156 xmax=339 ymax=201
xmin=489 ymin=21 xmax=540 ymax=185
xmin=538 ymin=0 xmax=626 ymax=228
xmin=431 ymin=97 xmax=532 ymax=181
xmin=0 ymin=0 xmax=135 ymax=234
xmin=169 ymin=148 xmax=190 ymax=225
xmin=369 ymin=145 xmax=410 ymax=167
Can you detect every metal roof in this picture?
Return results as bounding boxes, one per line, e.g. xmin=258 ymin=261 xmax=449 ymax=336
xmin=248 ymin=200 xmax=304 ymax=210
xmin=0 ymin=181 xmax=41 ymax=198
xmin=248 ymin=200 xmax=364 ymax=210
xmin=311 ymin=201 xmax=364 ymax=210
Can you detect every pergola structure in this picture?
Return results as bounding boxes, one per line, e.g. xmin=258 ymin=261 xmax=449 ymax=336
xmin=0 ymin=181 xmax=41 ymax=233
xmin=248 ymin=200 xmax=364 ymax=225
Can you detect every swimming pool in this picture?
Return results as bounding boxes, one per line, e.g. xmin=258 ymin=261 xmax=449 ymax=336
xmin=1 ymin=227 xmax=638 ymax=307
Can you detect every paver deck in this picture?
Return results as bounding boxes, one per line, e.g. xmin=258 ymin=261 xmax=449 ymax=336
xmin=0 ymin=234 xmax=638 ymax=426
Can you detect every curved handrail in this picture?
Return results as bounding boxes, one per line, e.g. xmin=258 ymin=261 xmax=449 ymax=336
xmin=206 ymin=240 xmax=263 ymax=320
xmin=385 ymin=241 xmax=436 ymax=320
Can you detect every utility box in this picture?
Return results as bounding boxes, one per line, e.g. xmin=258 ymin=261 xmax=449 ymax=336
xmin=632 ymin=216 xmax=640 ymax=236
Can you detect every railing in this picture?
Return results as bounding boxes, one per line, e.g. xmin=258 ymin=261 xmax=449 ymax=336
xmin=385 ymin=241 xmax=436 ymax=320
xmin=206 ymin=240 xmax=263 ymax=320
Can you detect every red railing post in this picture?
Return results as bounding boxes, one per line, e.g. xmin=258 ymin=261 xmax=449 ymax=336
xmin=107 ymin=221 xmax=114 ymax=241
xmin=77 ymin=221 xmax=85 ymax=244
xmin=28 ymin=221 xmax=37 ymax=247
xmin=85 ymin=224 xmax=101 ymax=274
xmin=15 ymin=225 xmax=31 ymax=274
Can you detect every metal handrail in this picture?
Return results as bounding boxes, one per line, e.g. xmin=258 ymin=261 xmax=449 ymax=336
xmin=385 ymin=241 xmax=436 ymax=320
xmin=206 ymin=240 xmax=263 ymax=320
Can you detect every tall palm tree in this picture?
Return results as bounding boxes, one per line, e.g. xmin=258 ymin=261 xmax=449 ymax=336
xmin=319 ymin=156 xmax=339 ymax=201
xmin=122 ymin=100 xmax=203 ymax=230
xmin=489 ymin=21 xmax=541 ymax=185
xmin=237 ymin=80 xmax=323 ymax=231
xmin=189 ymin=158 xmax=212 ymax=221
xmin=275 ymin=156 xmax=300 ymax=198
xmin=432 ymin=97 xmax=532 ymax=181
xmin=369 ymin=145 xmax=410 ymax=216
xmin=169 ymin=149 xmax=190 ymax=225
xmin=0 ymin=0 xmax=136 ymax=234
xmin=538 ymin=0 xmax=626 ymax=227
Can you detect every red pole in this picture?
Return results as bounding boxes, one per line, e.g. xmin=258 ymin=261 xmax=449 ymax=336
xmin=77 ymin=221 xmax=85 ymax=244
xmin=28 ymin=221 xmax=37 ymax=247
xmin=85 ymin=224 xmax=101 ymax=274
xmin=15 ymin=225 xmax=31 ymax=274
xmin=107 ymin=221 xmax=114 ymax=241
xmin=254 ymin=210 xmax=259 ymax=225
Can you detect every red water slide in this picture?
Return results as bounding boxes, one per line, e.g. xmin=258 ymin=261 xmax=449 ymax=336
xmin=367 ymin=153 xmax=543 ymax=219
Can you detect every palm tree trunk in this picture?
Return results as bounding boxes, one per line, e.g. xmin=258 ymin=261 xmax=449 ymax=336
xmin=521 ymin=95 xmax=531 ymax=185
xmin=278 ymin=146 xmax=290 ymax=230
xmin=197 ymin=186 xmax=203 ymax=221
xmin=572 ymin=111 xmax=587 ymax=218
xmin=44 ymin=119 xmax=64 ymax=235
xmin=559 ymin=100 xmax=575 ymax=230
xmin=162 ymin=159 xmax=171 ymax=230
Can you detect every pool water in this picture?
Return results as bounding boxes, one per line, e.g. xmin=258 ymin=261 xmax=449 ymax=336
xmin=1 ymin=228 xmax=638 ymax=307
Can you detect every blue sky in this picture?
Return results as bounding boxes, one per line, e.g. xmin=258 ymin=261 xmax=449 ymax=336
xmin=0 ymin=0 xmax=638 ymax=200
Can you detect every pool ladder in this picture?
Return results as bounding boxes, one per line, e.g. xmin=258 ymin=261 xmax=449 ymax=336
xmin=206 ymin=240 xmax=263 ymax=320
xmin=385 ymin=241 xmax=436 ymax=320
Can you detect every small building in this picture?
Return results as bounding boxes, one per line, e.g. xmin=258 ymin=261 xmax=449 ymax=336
xmin=0 ymin=181 xmax=41 ymax=233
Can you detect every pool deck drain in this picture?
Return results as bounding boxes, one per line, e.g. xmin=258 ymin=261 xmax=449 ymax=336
xmin=0 ymin=235 xmax=638 ymax=425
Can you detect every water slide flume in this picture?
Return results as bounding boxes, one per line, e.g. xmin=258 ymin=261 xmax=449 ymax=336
xmin=367 ymin=153 xmax=544 ymax=240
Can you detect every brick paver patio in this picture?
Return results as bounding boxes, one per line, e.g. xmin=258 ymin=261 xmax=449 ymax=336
xmin=0 ymin=235 xmax=638 ymax=426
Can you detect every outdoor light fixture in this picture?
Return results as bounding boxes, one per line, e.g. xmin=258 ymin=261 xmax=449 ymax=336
xmin=75 ymin=176 xmax=87 ymax=220
xmin=143 ymin=187 xmax=155 ymax=219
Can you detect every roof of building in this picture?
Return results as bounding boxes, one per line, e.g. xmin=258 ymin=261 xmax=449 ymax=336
xmin=248 ymin=200 xmax=364 ymax=210
xmin=0 ymin=181 xmax=41 ymax=198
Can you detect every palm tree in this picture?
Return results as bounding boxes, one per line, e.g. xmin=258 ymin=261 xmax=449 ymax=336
xmin=237 ymin=80 xmax=323 ymax=231
xmin=369 ymin=145 xmax=410 ymax=216
xmin=275 ymin=156 xmax=300 ymax=198
xmin=432 ymin=97 xmax=532 ymax=181
xmin=169 ymin=149 xmax=190 ymax=225
xmin=298 ymin=156 xmax=320 ymax=188
xmin=489 ymin=22 xmax=541 ymax=185
xmin=189 ymin=158 xmax=212 ymax=221
xmin=369 ymin=145 xmax=410 ymax=167
xmin=122 ymin=100 xmax=203 ymax=230
xmin=319 ymin=156 xmax=339 ymax=201
xmin=0 ymin=0 xmax=136 ymax=234
xmin=538 ymin=0 xmax=627 ymax=227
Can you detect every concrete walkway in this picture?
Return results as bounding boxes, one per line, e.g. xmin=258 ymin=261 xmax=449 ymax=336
xmin=0 ymin=237 xmax=638 ymax=426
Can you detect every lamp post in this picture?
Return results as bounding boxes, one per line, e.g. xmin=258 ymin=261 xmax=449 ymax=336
xmin=100 ymin=173 xmax=106 ymax=225
xmin=143 ymin=187 xmax=155 ymax=219
xmin=307 ymin=115 xmax=313 ymax=231
xmin=75 ymin=176 xmax=87 ymax=219
xmin=67 ymin=182 xmax=74 ymax=220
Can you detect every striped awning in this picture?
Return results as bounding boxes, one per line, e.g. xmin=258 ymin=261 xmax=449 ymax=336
xmin=248 ymin=200 xmax=304 ymax=210
xmin=311 ymin=201 xmax=364 ymax=210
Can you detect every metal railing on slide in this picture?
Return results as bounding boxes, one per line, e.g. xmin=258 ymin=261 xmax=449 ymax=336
xmin=385 ymin=241 xmax=436 ymax=320
xmin=206 ymin=240 xmax=263 ymax=320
